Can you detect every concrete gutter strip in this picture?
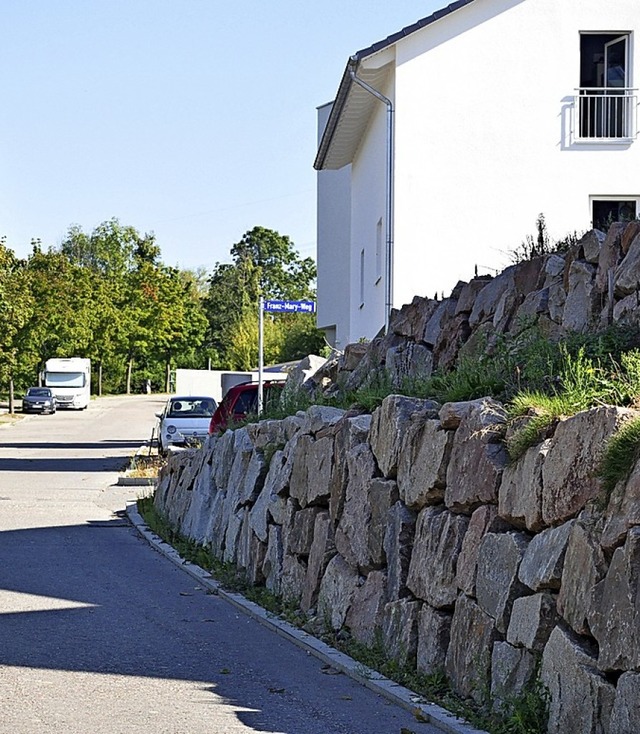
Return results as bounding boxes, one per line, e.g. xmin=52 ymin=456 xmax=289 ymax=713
xmin=127 ymin=502 xmax=488 ymax=734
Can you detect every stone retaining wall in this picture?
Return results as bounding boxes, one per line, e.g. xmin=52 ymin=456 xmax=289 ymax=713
xmin=154 ymin=395 xmax=640 ymax=733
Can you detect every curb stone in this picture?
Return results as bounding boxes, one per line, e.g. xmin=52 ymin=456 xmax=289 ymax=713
xmin=126 ymin=502 xmax=488 ymax=734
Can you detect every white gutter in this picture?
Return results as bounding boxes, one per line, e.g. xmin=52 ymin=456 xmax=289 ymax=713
xmin=348 ymin=57 xmax=394 ymax=331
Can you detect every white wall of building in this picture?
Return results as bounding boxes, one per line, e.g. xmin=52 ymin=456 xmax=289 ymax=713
xmin=349 ymin=78 xmax=391 ymax=341
xmin=326 ymin=0 xmax=639 ymax=342
xmin=316 ymin=103 xmax=353 ymax=348
xmin=392 ymin=0 xmax=639 ymax=307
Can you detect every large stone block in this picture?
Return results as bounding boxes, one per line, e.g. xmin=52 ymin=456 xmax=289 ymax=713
xmin=237 ymin=514 xmax=266 ymax=586
xmin=300 ymin=404 xmax=345 ymax=436
xmin=490 ymin=642 xmax=536 ymax=712
xmin=602 ymin=455 xmax=640 ymax=552
xmin=391 ymin=294 xmax=439 ymax=340
xmin=614 ymin=232 xmax=640 ymax=297
xmin=206 ymin=488 xmax=228 ymax=558
xmin=345 ymin=570 xmax=387 ymax=646
xmin=305 ymin=435 xmax=334 ymax=507
xmin=212 ymin=429 xmax=237 ymax=491
xmin=368 ymin=479 xmax=399 ymax=567
xmin=262 ymin=525 xmax=284 ymax=594
xmin=335 ymin=444 xmax=378 ymax=572
xmin=181 ymin=461 xmax=217 ymax=543
xmin=445 ymin=399 xmax=508 ymax=513
xmin=578 ymin=229 xmax=606 ymax=264
xmin=518 ymin=521 xmax=574 ymax=591
xmin=386 ymin=342 xmax=433 ymax=389
xmin=476 ymin=532 xmax=529 ymax=634
xmin=541 ymin=626 xmax=615 ymax=734
xmin=506 ymin=592 xmax=558 ymax=652
xmin=498 ymin=441 xmax=548 ymax=532
xmin=384 ymin=501 xmax=417 ymax=601
xmin=595 ymin=222 xmax=626 ymax=292
xmin=397 ymin=414 xmax=453 ymax=510
xmin=445 ymin=595 xmax=501 ymax=702
xmin=288 ymin=434 xmax=313 ymax=507
xmin=382 ymin=598 xmax=421 ymax=667
xmin=456 ymin=505 xmax=509 ymax=596
xmin=223 ymin=508 xmax=245 ymax=564
xmin=423 ymin=298 xmax=457 ymax=347
xmin=287 ymin=506 xmax=323 ymax=556
xmin=225 ymin=429 xmax=256 ymax=512
xmin=329 ymin=414 xmax=371 ymax=526
xmin=469 ymin=265 xmax=517 ymax=328
xmin=562 ymin=261 xmax=596 ymax=332
xmin=417 ymin=604 xmax=451 ymax=675
xmin=557 ymin=518 xmax=607 ymax=636
xmin=370 ymin=395 xmax=434 ymax=478
xmin=317 ymin=555 xmax=360 ymax=631
xmin=262 ymin=446 xmax=293 ymax=497
xmin=610 ymin=672 xmax=640 ymax=734
xmin=280 ymin=553 xmax=307 ymax=603
xmin=588 ymin=527 xmax=640 ymax=671
xmin=407 ymin=507 xmax=468 ymax=609
xmin=301 ymin=511 xmax=336 ymax=613
xmin=541 ymin=407 xmax=634 ymax=526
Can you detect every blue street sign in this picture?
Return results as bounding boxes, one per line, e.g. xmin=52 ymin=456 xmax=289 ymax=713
xmin=263 ymin=299 xmax=316 ymax=314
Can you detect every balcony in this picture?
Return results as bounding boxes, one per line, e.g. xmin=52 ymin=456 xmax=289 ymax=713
xmin=574 ymin=87 xmax=638 ymax=142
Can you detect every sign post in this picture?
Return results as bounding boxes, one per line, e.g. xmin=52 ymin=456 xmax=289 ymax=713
xmin=257 ymin=299 xmax=316 ymax=417
xmin=258 ymin=296 xmax=264 ymax=415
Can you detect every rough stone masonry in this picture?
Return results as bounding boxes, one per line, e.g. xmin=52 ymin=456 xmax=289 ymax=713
xmin=155 ymin=222 xmax=640 ymax=734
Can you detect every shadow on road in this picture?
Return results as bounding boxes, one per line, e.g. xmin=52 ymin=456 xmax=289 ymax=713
xmin=0 ymin=518 xmax=402 ymax=734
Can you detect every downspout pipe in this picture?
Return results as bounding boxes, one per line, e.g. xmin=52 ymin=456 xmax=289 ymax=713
xmin=348 ymin=56 xmax=394 ymax=332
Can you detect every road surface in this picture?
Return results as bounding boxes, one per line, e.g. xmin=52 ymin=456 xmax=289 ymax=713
xmin=0 ymin=395 xmax=441 ymax=734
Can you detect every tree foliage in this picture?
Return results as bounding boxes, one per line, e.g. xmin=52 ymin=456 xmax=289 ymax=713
xmin=0 ymin=221 xmax=323 ymax=397
xmin=203 ymin=226 xmax=324 ymax=370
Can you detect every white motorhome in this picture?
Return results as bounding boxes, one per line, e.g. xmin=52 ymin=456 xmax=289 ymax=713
xmin=43 ymin=358 xmax=91 ymax=409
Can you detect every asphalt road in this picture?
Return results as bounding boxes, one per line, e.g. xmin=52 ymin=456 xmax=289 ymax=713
xmin=0 ymin=395 xmax=440 ymax=734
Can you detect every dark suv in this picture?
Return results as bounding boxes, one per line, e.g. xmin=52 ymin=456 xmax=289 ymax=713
xmin=208 ymin=381 xmax=284 ymax=434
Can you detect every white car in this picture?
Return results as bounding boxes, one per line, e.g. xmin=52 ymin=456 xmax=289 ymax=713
xmin=156 ymin=396 xmax=218 ymax=455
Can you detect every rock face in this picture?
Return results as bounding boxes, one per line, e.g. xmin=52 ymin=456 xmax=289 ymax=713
xmin=152 ymin=221 xmax=640 ymax=734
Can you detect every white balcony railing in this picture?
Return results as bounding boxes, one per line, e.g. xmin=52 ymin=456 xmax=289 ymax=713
xmin=574 ymin=87 xmax=638 ymax=141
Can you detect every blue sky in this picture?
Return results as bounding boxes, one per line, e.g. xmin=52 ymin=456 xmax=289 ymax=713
xmin=1 ymin=1 xmax=443 ymax=271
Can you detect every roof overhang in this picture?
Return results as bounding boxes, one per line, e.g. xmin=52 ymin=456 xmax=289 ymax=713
xmin=314 ymin=53 xmax=394 ymax=171
xmin=314 ymin=0 xmax=476 ymax=171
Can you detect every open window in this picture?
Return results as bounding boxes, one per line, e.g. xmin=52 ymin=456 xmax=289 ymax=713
xmin=578 ymin=33 xmax=635 ymax=140
xmin=591 ymin=197 xmax=639 ymax=231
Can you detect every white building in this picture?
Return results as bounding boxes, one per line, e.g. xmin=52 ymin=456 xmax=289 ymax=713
xmin=315 ymin=0 xmax=639 ymax=348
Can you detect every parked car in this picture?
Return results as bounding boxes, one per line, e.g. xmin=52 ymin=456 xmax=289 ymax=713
xmin=22 ymin=387 xmax=56 ymax=414
xmin=208 ymin=381 xmax=284 ymax=435
xmin=156 ymin=395 xmax=218 ymax=455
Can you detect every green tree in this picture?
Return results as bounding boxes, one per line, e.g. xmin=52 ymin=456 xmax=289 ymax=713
xmin=204 ymin=226 xmax=323 ymax=369
xmin=0 ymin=238 xmax=33 ymax=401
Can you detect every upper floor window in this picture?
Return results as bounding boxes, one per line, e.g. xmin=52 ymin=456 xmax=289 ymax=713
xmin=576 ymin=33 xmax=636 ymax=141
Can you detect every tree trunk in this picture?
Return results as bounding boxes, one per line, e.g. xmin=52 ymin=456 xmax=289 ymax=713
xmin=165 ymin=360 xmax=171 ymax=393
xmin=8 ymin=378 xmax=14 ymax=414
xmin=98 ymin=362 xmax=103 ymax=396
xmin=126 ymin=357 xmax=133 ymax=395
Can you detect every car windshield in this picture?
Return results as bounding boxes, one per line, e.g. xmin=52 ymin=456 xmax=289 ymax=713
xmin=167 ymin=397 xmax=216 ymax=418
xmin=27 ymin=388 xmax=51 ymax=397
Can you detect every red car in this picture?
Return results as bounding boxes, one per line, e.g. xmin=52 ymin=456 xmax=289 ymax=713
xmin=208 ymin=381 xmax=284 ymax=434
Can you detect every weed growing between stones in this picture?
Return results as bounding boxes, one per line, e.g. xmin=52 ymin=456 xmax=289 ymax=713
xmin=597 ymin=415 xmax=640 ymax=496
xmin=506 ymin=345 xmax=640 ymax=461
xmin=333 ymin=633 xmax=549 ymax=734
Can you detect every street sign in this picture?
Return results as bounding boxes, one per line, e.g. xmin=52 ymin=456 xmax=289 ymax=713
xmin=263 ymin=299 xmax=316 ymax=314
